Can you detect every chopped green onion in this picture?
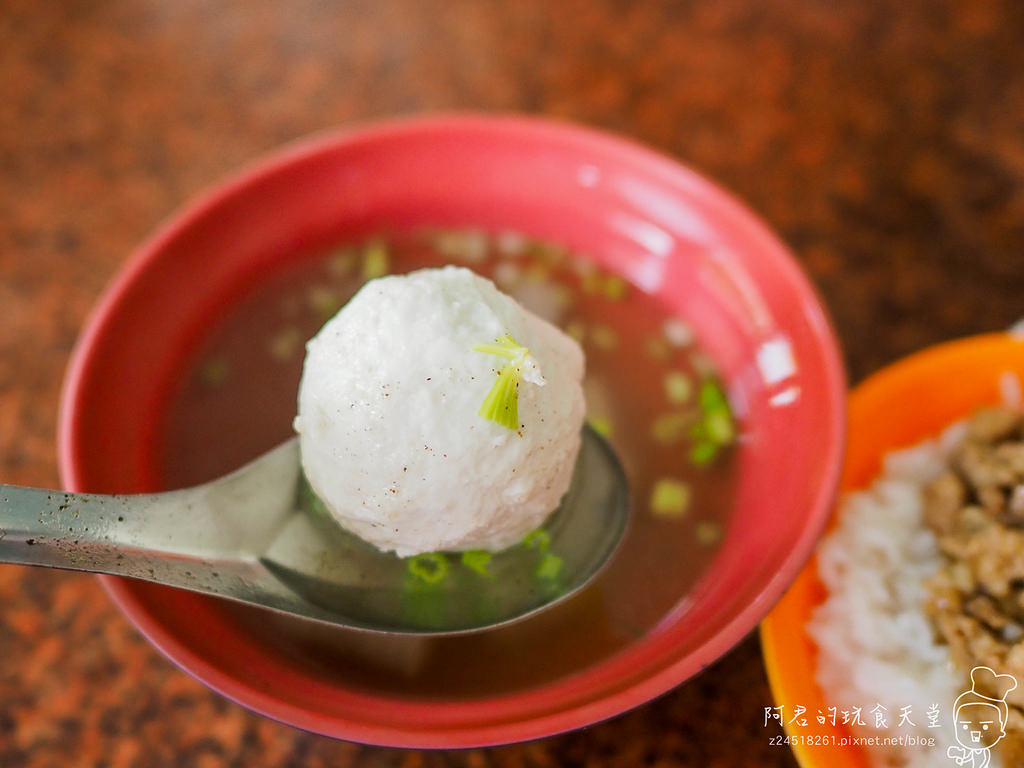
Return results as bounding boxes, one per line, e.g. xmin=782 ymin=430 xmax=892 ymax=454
xmin=298 ymin=476 xmax=329 ymax=518
xmin=664 ymin=371 xmax=693 ymax=404
xmin=523 ymin=528 xmax=551 ymax=552
xmin=473 ymin=334 xmax=526 ymax=359
xmin=603 ymin=275 xmax=628 ymax=302
xmin=479 ymin=364 xmax=521 ymax=429
xmin=590 ymin=325 xmax=618 ymax=350
xmin=651 ymin=411 xmax=693 ymax=445
xmin=307 ymin=285 xmax=343 ymax=319
xmin=433 ymin=229 xmax=488 ymax=263
xmin=691 ymin=439 xmax=719 ymax=466
xmin=704 ymin=408 xmax=735 ymax=444
xmin=536 ymin=552 xmax=563 ymax=580
xmin=687 ymin=379 xmax=735 ymax=467
xmin=699 ymin=378 xmax=729 ymax=413
xmin=268 ymin=326 xmax=303 ymax=361
xmin=474 ymin=335 xmax=529 ymax=431
xmin=525 ymin=263 xmax=551 ymax=283
xmin=460 ymin=550 xmax=493 ymax=578
xmin=564 ymin=320 xmax=586 ymax=344
xmin=588 ymin=415 xmax=613 ymax=438
xmin=362 ymin=239 xmax=390 ymax=280
xmin=407 ymin=552 xmax=449 ymax=584
xmin=650 ymin=478 xmax=691 ymax=518
xmin=530 ymin=240 xmax=567 ymax=265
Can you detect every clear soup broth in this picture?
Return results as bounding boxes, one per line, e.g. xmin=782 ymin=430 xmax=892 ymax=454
xmin=161 ymin=230 xmax=738 ymax=697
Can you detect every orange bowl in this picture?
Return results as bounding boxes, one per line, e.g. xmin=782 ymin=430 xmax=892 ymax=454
xmin=760 ymin=332 xmax=1024 ymax=768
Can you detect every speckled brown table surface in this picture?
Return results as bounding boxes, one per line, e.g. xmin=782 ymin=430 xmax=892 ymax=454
xmin=2 ymin=0 xmax=1024 ymax=766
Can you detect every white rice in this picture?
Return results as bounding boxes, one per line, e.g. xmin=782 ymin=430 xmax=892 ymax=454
xmin=808 ymin=422 xmax=1000 ymax=767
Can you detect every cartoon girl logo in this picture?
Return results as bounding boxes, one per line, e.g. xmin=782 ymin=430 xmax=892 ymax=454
xmin=947 ymin=666 xmax=1018 ymax=767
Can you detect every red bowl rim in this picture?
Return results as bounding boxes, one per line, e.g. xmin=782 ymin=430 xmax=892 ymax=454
xmin=57 ymin=113 xmax=847 ymax=747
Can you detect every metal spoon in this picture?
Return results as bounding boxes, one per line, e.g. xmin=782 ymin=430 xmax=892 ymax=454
xmin=0 ymin=426 xmax=627 ymax=635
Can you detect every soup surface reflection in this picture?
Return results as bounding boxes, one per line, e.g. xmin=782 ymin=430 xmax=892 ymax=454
xmin=160 ymin=230 xmax=738 ymax=697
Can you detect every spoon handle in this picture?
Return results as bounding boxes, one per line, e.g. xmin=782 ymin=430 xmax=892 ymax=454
xmin=0 ymin=484 xmax=200 ymax=582
xmin=0 ymin=440 xmax=302 ymax=593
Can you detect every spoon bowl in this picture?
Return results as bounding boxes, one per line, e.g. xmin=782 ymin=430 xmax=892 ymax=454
xmin=0 ymin=425 xmax=626 ymax=635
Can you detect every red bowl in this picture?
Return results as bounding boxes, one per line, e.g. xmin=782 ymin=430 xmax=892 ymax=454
xmin=58 ymin=114 xmax=846 ymax=747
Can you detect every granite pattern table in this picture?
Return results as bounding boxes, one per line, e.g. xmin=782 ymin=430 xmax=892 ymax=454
xmin=2 ymin=0 xmax=1024 ymax=765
